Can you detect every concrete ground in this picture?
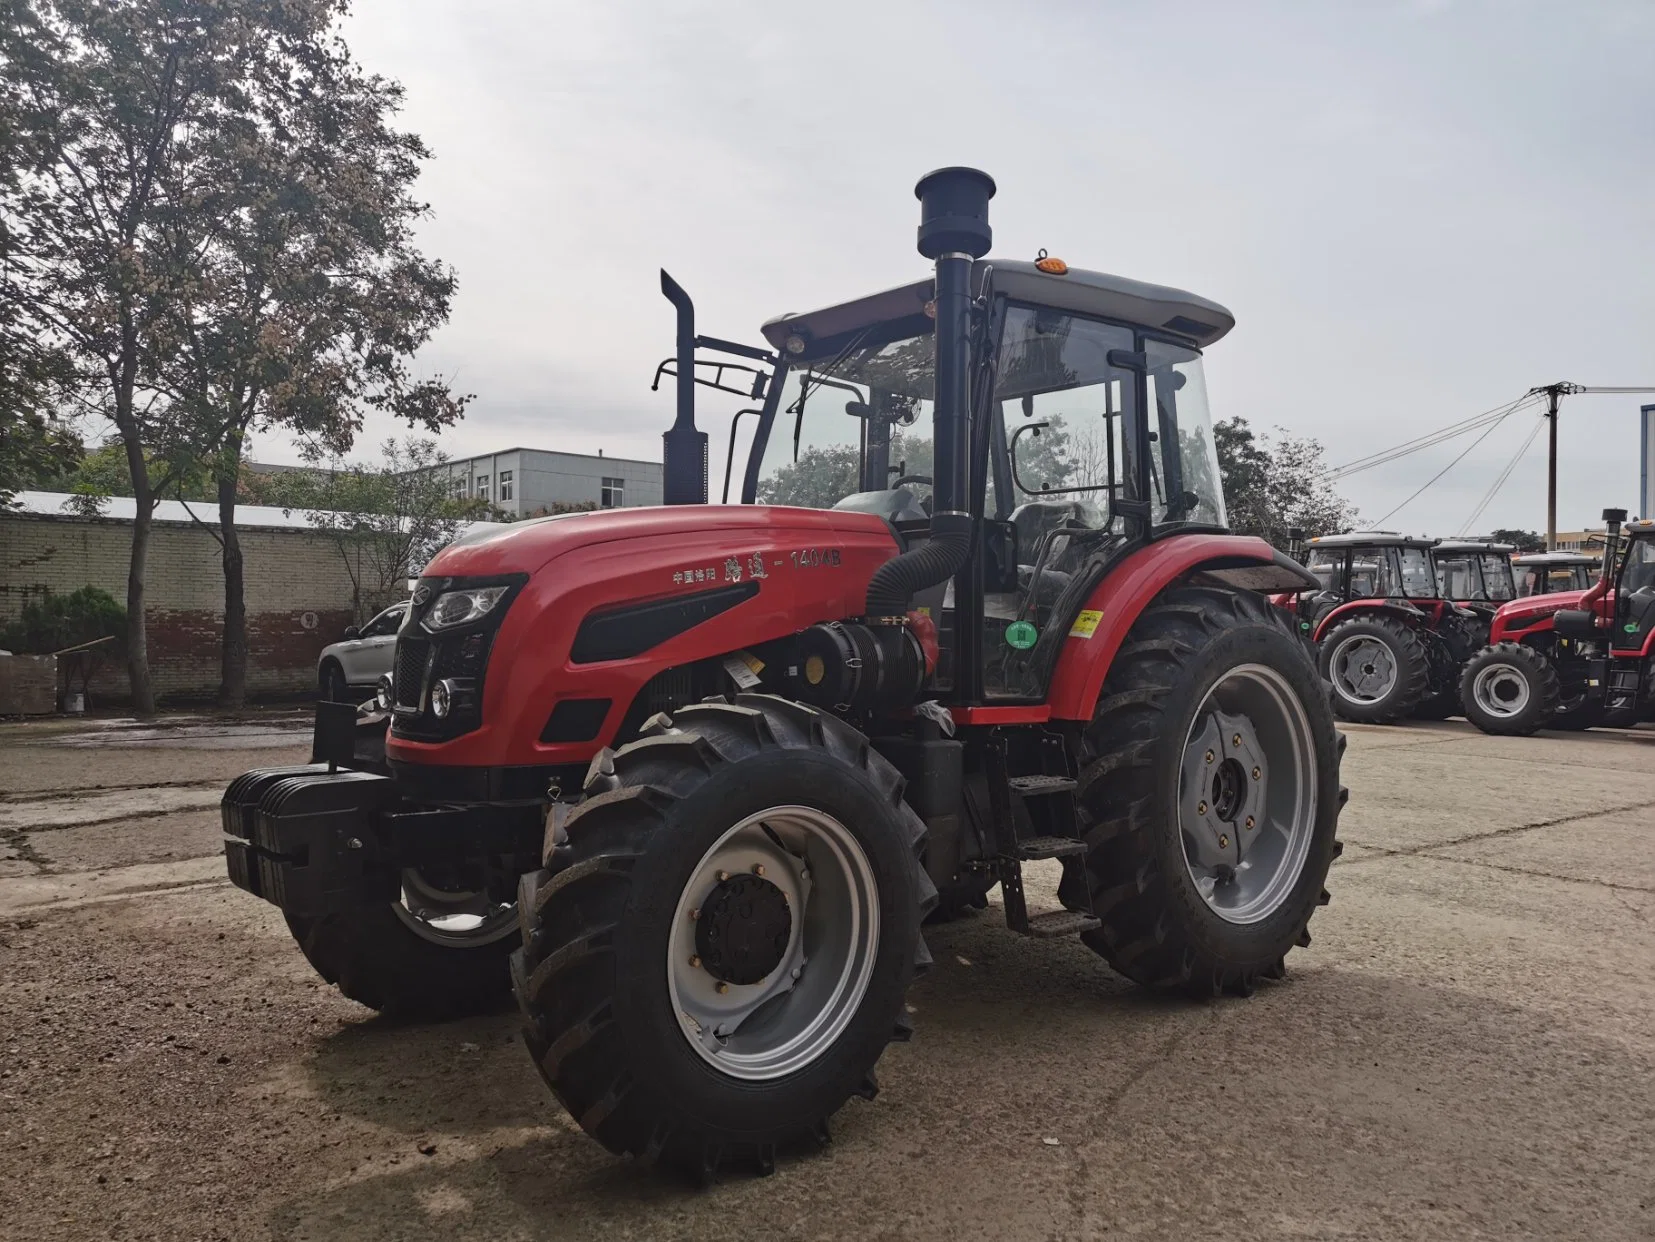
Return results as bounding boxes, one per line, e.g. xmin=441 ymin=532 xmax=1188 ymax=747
xmin=1 ymin=711 xmax=1652 ymax=1241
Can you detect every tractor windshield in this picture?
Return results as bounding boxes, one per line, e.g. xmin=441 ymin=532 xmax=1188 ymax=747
xmin=1480 ymin=553 xmax=1515 ymax=601
xmin=1399 ymin=546 xmax=1437 ymax=598
xmin=1304 ymin=548 xmax=1342 ymax=593
xmin=755 ymin=330 xmax=935 ymax=511
xmin=1434 ymin=552 xmax=1480 ymax=600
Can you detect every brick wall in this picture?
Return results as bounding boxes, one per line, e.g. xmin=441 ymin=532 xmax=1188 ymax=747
xmin=0 ymin=511 xmax=369 ymax=703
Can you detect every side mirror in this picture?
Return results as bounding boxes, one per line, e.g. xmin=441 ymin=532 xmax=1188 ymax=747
xmin=341 ymin=625 xmax=361 ymax=641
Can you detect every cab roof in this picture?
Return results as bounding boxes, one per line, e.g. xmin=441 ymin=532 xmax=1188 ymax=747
xmin=1435 ymin=540 xmax=1515 ymax=555
xmin=760 ymin=260 xmax=1235 ymax=360
xmin=1512 ymin=551 xmax=1597 ymax=565
xmin=1306 ymin=531 xmax=1437 ymax=550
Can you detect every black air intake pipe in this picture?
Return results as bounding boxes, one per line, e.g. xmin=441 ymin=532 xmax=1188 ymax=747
xmin=864 ymin=167 xmax=995 ymax=617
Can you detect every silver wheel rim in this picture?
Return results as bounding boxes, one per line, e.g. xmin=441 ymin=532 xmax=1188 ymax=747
xmin=1471 ymin=663 xmax=1530 ymax=718
xmin=667 ymin=806 xmax=879 ymax=1081
xmin=392 ymin=868 xmax=518 ymax=947
xmin=1329 ymin=634 xmax=1399 ymax=705
xmin=1179 ymin=664 xmax=1319 ymax=925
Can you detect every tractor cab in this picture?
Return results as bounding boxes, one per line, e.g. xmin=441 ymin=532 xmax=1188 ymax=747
xmin=1295 ymin=532 xmax=1440 ymax=631
xmin=1512 ymin=551 xmax=1597 ymax=597
xmin=1432 ymin=540 xmax=1516 ymax=614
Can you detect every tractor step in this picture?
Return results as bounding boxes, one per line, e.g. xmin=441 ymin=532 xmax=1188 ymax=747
xmin=1025 ymin=910 xmax=1101 ymax=938
xmin=1015 ymin=835 xmax=1088 ymax=860
xmin=1008 ymin=775 xmax=1078 ymax=797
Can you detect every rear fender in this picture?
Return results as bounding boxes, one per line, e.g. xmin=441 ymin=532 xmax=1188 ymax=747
xmin=1310 ymin=600 xmax=1426 ymax=645
xmin=1047 ymin=534 xmax=1305 ymax=722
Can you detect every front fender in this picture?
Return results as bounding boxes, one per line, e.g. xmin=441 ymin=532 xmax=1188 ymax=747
xmin=1047 ymin=534 xmax=1297 ymax=722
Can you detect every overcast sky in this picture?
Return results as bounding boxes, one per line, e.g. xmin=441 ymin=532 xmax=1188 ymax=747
xmin=255 ymin=0 xmax=1655 ymax=536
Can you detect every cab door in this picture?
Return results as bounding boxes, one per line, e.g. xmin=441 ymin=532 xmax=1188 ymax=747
xmin=1614 ymin=534 xmax=1655 ymax=653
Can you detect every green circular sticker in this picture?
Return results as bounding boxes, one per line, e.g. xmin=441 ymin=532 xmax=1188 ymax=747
xmin=1005 ymin=620 xmax=1038 ymax=650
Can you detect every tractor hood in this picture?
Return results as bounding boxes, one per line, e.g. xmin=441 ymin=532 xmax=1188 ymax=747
xmin=1495 ymin=589 xmax=1589 ymax=624
xmin=425 ymin=505 xmax=895 ymax=579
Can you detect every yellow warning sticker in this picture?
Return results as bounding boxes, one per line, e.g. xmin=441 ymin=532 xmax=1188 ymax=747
xmin=1069 ymin=609 xmax=1103 ymax=639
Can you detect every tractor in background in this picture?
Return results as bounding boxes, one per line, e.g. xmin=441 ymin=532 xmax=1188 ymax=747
xmin=1460 ymin=510 xmax=1655 ymax=734
xmin=1286 ymin=533 xmax=1484 ymax=723
xmin=1511 ymin=550 xmax=1597 ymax=597
xmin=1433 ymin=540 xmax=1517 ymax=618
xmin=221 ymin=168 xmax=1346 ymax=1178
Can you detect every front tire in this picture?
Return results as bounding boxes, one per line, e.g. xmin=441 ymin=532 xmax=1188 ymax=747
xmin=1318 ymin=614 xmax=1431 ymax=724
xmin=1459 ymin=642 xmax=1560 ymax=736
xmin=1058 ymin=588 xmax=1345 ymax=997
xmin=512 ymin=695 xmax=935 ymax=1179
xmin=286 ymin=868 xmax=519 ymax=1019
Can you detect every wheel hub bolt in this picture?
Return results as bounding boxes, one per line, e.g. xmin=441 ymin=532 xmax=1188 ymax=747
xmin=752 ymin=863 xmax=765 ymax=877
xmin=1205 ymin=750 xmax=1215 ymax=764
xmin=689 ymin=955 xmax=701 ymax=968
xmin=1218 ymin=834 xmax=1230 ymax=849
xmin=717 ymin=870 xmax=729 ymax=881
xmin=1232 ymin=733 xmax=1242 ymax=747
xmin=690 ymin=908 xmax=699 ymax=921
xmin=1252 ymin=766 xmax=1261 ymax=780
xmin=716 ymin=982 xmax=729 ymax=995
xmin=1197 ymin=801 xmax=1208 ymax=815
xmin=1245 ymin=816 xmax=1255 ymax=830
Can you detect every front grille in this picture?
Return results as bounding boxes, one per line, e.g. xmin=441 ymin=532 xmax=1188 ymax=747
xmin=394 ymin=638 xmax=432 ymax=709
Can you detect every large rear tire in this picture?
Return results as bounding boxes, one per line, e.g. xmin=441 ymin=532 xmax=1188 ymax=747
xmin=1058 ymin=588 xmax=1345 ymax=997
xmin=511 ymin=695 xmax=935 ymax=1179
xmin=1318 ymin=614 xmax=1431 ymax=724
xmin=1459 ymin=642 xmax=1560 ymax=736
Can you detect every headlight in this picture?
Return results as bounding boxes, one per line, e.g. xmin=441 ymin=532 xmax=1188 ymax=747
xmin=374 ymin=675 xmax=392 ymax=710
xmin=422 ymin=585 xmax=509 ymax=632
xmin=431 ymin=678 xmax=453 ymax=718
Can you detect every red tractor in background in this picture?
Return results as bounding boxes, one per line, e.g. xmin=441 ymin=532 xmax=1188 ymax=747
xmin=222 ymin=168 xmax=1346 ymax=1177
xmin=1285 ymin=533 xmax=1486 ymax=723
xmin=1511 ymin=550 xmax=1597 ymax=597
xmin=1460 ymin=509 xmax=1655 ymax=734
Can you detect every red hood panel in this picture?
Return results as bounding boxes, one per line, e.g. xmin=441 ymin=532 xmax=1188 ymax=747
xmin=427 ymin=505 xmax=892 ymax=578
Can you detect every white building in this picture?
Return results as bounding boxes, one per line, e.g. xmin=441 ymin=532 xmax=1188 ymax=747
xmin=439 ymin=448 xmax=663 ymax=517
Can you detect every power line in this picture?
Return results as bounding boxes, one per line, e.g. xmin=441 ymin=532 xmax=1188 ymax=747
xmin=1458 ymin=412 xmax=1547 ymax=535
xmin=1324 ymin=392 xmax=1538 ymax=481
xmin=1369 ymin=406 xmax=1520 ymax=527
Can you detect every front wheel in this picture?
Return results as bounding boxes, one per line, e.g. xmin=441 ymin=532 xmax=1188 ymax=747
xmin=1059 ymin=588 xmax=1346 ymax=997
xmin=286 ymin=866 xmax=519 ymax=1018
xmin=512 ymin=696 xmax=935 ymax=1179
xmin=1459 ymin=642 xmax=1560 ymax=736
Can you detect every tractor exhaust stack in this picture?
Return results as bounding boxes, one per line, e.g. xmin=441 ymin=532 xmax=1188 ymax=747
xmin=660 ymin=270 xmax=709 ymax=505
xmin=863 ymin=167 xmax=995 ymax=616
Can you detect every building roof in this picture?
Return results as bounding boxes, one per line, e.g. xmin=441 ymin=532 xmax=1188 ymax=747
xmin=761 ymin=260 xmax=1235 ymax=359
xmin=1434 ymin=540 xmax=1515 ymax=554
xmin=1306 ymin=531 xmax=1437 ymax=550
xmin=5 ymin=491 xmax=505 ymax=538
xmin=1512 ymin=551 xmax=1598 ymax=566
xmin=440 ymin=448 xmax=662 ymax=470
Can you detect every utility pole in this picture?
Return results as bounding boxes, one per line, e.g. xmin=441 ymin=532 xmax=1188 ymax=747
xmin=1543 ymin=384 xmax=1561 ymax=550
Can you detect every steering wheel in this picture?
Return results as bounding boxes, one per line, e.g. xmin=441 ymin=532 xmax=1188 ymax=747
xmin=891 ymin=474 xmax=933 ymax=489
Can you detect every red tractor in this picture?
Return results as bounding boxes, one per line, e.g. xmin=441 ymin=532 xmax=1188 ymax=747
xmin=1511 ymin=550 xmax=1597 ymax=597
xmin=1460 ymin=510 xmax=1655 ymax=734
xmin=1286 ymin=533 xmax=1486 ymax=723
xmin=221 ymin=169 xmax=1346 ymax=1176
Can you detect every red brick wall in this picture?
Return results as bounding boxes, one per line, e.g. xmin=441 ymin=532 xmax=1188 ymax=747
xmin=0 ymin=511 xmax=371 ymax=703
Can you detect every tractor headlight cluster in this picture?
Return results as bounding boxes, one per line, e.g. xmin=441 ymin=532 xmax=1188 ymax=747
xmin=422 ymin=585 xmax=509 ymax=632
xmin=430 ymin=677 xmax=475 ymax=719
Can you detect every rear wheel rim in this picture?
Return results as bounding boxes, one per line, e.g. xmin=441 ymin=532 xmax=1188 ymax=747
xmin=1179 ymin=664 xmax=1319 ymax=925
xmin=667 ymin=806 xmax=879 ymax=1082
xmin=393 ymin=868 xmax=518 ymax=947
xmin=1471 ymin=663 xmax=1530 ymax=718
xmin=1329 ymin=634 xmax=1398 ymax=705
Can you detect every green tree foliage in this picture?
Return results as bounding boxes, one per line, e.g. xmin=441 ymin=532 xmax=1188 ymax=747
xmin=1489 ymin=528 xmax=1545 ymax=552
xmin=1213 ymin=416 xmax=1360 ymax=546
xmin=0 ymin=585 xmax=125 ymax=654
xmin=0 ymin=0 xmax=462 ymax=711
xmin=289 ymin=438 xmax=488 ymax=621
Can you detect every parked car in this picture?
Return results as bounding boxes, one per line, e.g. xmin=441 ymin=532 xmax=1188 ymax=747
xmin=317 ymin=603 xmax=407 ymax=701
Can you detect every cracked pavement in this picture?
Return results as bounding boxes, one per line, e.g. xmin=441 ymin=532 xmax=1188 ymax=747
xmin=1 ymin=712 xmax=1652 ymax=1240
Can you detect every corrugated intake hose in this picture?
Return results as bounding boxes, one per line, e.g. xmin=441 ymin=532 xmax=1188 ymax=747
xmin=863 ymin=512 xmax=973 ymax=617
